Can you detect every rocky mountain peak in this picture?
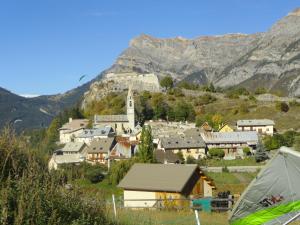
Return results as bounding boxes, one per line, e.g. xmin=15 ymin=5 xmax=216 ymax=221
xmin=288 ymin=7 xmax=300 ymax=16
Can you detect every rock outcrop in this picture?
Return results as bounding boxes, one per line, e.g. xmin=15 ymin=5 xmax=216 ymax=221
xmin=104 ymin=8 xmax=300 ymax=97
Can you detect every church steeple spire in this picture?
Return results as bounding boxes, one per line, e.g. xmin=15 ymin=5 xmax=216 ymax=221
xmin=127 ymin=87 xmax=135 ymax=131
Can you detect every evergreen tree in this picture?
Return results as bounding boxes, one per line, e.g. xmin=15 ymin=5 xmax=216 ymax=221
xmin=137 ymin=125 xmax=155 ymax=163
xmin=255 ymin=139 xmax=269 ymax=162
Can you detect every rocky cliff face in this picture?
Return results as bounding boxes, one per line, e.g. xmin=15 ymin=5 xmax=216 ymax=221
xmin=106 ymin=8 xmax=300 ymax=96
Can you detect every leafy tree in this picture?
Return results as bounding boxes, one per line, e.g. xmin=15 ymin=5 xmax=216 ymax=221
xmin=86 ymin=168 xmax=105 ymax=183
xmin=151 ymin=94 xmax=168 ymax=120
xmin=186 ymin=155 xmax=197 ymax=164
xmin=255 ymin=140 xmax=269 ymax=162
xmin=108 ymin=159 xmax=135 ymax=185
xmin=211 ymin=114 xmax=223 ymax=130
xmin=176 ymin=151 xmax=185 ymax=163
xmin=293 ymin=136 xmax=300 ymax=152
xmin=243 ymin=147 xmax=251 ymax=156
xmin=174 ymin=101 xmax=195 ymax=122
xmin=276 ymin=102 xmax=289 ymax=112
xmin=209 ymin=148 xmax=225 ymax=159
xmin=137 ymin=125 xmax=155 ymax=163
xmin=160 ymin=76 xmax=174 ymax=90
xmin=194 ymin=94 xmax=217 ymax=106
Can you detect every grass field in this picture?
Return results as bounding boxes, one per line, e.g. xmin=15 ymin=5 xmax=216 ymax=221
xmin=207 ymin=172 xmax=257 ymax=195
xmin=111 ymin=209 xmax=229 ymax=225
xmin=202 ymin=157 xmax=263 ymax=167
xmin=203 ymin=98 xmax=300 ymax=132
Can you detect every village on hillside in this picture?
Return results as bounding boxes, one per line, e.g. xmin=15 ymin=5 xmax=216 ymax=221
xmin=48 ymin=86 xmax=287 ymax=213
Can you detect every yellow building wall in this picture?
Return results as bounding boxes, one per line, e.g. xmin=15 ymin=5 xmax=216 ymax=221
xmin=219 ymin=125 xmax=234 ymax=132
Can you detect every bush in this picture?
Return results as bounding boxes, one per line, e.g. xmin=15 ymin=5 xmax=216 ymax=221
xmin=108 ymin=159 xmax=135 ymax=186
xmin=243 ymin=147 xmax=251 ymax=156
xmin=294 ymin=136 xmax=300 ymax=152
xmin=289 ymin=100 xmax=300 ymax=107
xmin=0 ymin=127 xmax=116 ymax=225
xmin=225 ymin=87 xmax=249 ymax=99
xmin=255 ymin=87 xmax=267 ymax=95
xmin=275 ymin=102 xmax=289 ymax=112
xmin=186 ymin=155 xmax=197 ymax=164
xmin=239 ymin=103 xmax=249 ymax=114
xmin=194 ymin=94 xmax=217 ymax=106
xmin=209 ymin=148 xmax=225 ymax=159
xmin=86 ymin=167 xmax=105 ymax=183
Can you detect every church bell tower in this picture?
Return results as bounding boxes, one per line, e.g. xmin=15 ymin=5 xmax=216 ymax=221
xmin=127 ymin=87 xmax=135 ymax=131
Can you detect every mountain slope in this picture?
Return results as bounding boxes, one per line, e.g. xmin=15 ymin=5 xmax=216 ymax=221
xmin=0 ymin=75 xmax=102 ymax=131
xmin=105 ymin=8 xmax=300 ymax=97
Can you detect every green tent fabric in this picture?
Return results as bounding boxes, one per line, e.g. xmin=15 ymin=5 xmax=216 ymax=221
xmin=229 ymin=147 xmax=300 ymax=225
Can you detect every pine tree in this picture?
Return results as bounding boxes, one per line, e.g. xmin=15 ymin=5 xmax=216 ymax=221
xmin=137 ymin=125 xmax=155 ymax=163
xmin=255 ymin=139 xmax=269 ymax=162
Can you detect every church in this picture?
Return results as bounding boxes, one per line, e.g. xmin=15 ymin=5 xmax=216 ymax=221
xmin=94 ymin=88 xmax=135 ymax=134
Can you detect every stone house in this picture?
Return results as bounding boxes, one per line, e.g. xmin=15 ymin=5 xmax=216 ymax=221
xmin=86 ymin=138 xmax=116 ymax=164
xmin=202 ymin=131 xmax=258 ymax=160
xmin=158 ymin=136 xmax=207 ymax=160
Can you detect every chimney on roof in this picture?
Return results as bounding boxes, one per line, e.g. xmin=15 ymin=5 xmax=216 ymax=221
xmin=69 ymin=118 xmax=73 ymax=123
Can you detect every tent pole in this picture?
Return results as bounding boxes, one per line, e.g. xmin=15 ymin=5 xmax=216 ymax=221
xmin=283 ymin=212 xmax=300 ymax=225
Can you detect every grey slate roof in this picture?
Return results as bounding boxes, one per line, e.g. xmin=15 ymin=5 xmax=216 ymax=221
xmin=59 ymin=119 xmax=89 ymax=132
xmin=160 ymin=136 xmax=206 ymax=150
xmin=52 ymin=154 xmax=85 ymax=164
xmin=237 ymin=119 xmax=275 ymax=126
xmin=154 ymin=150 xmax=182 ymax=164
xmin=118 ymin=163 xmax=199 ymax=192
xmin=61 ymin=142 xmax=86 ymax=153
xmin=87 ymin=138 xmax=116 ymax=154
xmin=94 ymin=114 xmax=128 ymax=123
xmin=202 ymin=131 xmax=258 ymax=144
xmin=183 ymin=128 xmax=205 ymax=138
xmin=77 ymin=127 xmax=114 ymax=138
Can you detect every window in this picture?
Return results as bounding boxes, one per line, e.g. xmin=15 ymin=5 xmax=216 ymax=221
xmin=129 ymin=101 xmax=132 ymax=107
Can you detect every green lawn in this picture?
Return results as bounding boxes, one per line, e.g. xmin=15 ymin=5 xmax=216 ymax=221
xmin=202 ymin=157 xmax=263 ymax=167
xmin=204 ymin=98 xmax=300 ymax=132
xmin=73 ymin=178 xmax=122 ymax=198
xmin=207 ymin=172 xmax=257 ymax=195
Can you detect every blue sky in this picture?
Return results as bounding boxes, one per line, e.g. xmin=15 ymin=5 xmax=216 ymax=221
xmin=0 ymin=0 xmax=299 ymax=96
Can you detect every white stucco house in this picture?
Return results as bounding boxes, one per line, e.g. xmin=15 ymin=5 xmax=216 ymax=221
xmin=59 ymin=118 xmax=89 ymax=143
xmin=236 ymin=119 xmax=275 ymax=136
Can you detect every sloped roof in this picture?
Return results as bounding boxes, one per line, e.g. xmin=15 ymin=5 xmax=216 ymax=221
xmin=202 ymin=131 xmax=258 ymax=144
xmin=160 ymin=136 xmax=206 ymax=150
xmin=52 ymin=154 xmax=85 ymax=164
xmin=61 ymin=142 xmax=86 ymax=152
xmin=59 ymin=119 xmax=89 ymax=132
xmin=154 ymin=150 xmax=181 ymax=164
xmin=95 ymin=114 xmax=128 ymax=123
xmin=77 ymin=127 xmax=114 ymax=138
xmin=118 ymin=163 xmax=199 ymax=192
xmin=184 ymin=128 xmax=205 ymax=138
xmin=237 ymin=119 xmax=275 ymax=126
xmin=87 ymin=138 xmax=116 ymax=154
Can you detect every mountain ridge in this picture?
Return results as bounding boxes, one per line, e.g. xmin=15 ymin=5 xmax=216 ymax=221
xmin=105 ymin=9 xmax=300 ymax=97
xmin=1 ymin=8 xmax=300 ymax=130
